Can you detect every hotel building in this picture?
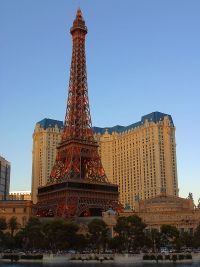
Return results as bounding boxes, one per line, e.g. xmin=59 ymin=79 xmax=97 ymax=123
xmin=94 ymin=112 xmax=178 ymax=209
xmin=0 ymin=199 xmax=32 ymax=229
xmin=32 ymin=112 xmax=178 ymax=208
xmin=31 ymin=118 xmax=63 ymax=203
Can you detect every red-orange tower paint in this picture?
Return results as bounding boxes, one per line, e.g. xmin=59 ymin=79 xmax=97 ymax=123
xmin=35 ymin=9 xmax=119 ymax=218
xmin=49 ymin=9 xmax=106 ymax=184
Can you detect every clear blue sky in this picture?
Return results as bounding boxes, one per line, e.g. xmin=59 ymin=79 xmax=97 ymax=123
xmin=0 ymin=0 xmax=199 ymax=203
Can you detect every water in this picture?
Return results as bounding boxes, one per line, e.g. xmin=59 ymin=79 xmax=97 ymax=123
xmin=0 ymin=263 xmax=200 ymax=267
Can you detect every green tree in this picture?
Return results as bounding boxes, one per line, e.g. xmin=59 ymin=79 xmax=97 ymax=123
xmin=127 ymin=215 xmax=146 ymax=250
xmin=3 ymin=232 xmax=15 ymax=249
xmin=8 ymin=216 xmax=20 ymax=237
xmin=25 ymin=217 xmax=43 ymax=249
xmin=0 ymin=217 xmax=7 ymax=248
xmin=14 ymin=228 xmax=27 ymax=249
xmin=193 ymin=224 xmax=200 ymax=248
xmin=15 ymin=217 xmax=80 ymax=251
xmin=64 ymin=221 xmax=79 ymax=249
xmin=42 ymin=219 xmax=79 ymax=251
xmin=114 ymin=215 xmax=146 ymax=252
xmin=88 ymin=218 xmax=109 ymax=252
xmin=145 ymin=228 xmax=161 ymax=252
xmin=114 ymin=216 xmax=130 ymax=252
xmin=0 ymin=217 xmax=7 ymax=232
xmin=174 ymin=231 xmax=194 ymax=251
xmin=160 ymin=225 xmax=179 ymax=248
xmin=108 ymin=236 xmax=123 ymax=252
xmin=73 ymin=233 xmax=88 ymax=252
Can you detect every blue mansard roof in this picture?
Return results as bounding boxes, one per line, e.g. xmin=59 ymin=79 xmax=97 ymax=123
xmin=37 ymin=118 xmax=64 ymax=130
xmin=93 ymin=112 xmax=174 ymax=134
xmin=36 ymin=112 xmax=173 ymax=133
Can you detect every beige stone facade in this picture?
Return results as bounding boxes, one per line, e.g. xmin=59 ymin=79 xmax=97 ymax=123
xmin=9 ymin=190 xmax=31 ymax=201
xmin=103 ymin=194 xmax=200 ymax=237
xmin=0 ymin=200 xmax=32 ymax=229
xmin=134 ymin=194 xmax=200 ymax=233
xmin=94 ymin=112 xmax=178 ymax=209
xmin=31 ymin=119 xmax=63 ymax=203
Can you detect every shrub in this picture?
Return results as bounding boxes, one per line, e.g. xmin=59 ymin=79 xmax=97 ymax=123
xmin=2 ymin=254 xmax=19 ymax=261
xmin=157 ymin=254 xmax=163 ymax=260
xmin=185 ymin=254 xmax=192 ymax=259
xmin=150 ymin=254 xmax=156 ymax=260
xmin=143 ymin=254 xmax=150 ymax=260
xmin=165 ymin=254 xmax=170 ymax=260
xmin=21 ymin=255 xmax=43 ymax=260
xmin=172 ymin=254 xmax=177 ymax=262
xmin=178 ymin=254 xmax=185 ymax=260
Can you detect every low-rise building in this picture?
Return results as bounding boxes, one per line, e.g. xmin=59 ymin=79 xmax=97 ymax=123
xmin=9 ymin=190 xmax=31 ymax=201
xmin=0 ymin=200 xmax=32 ymax=228
xmin=103 ymin=193 xmax=200 ymax=237
xmin=133 ymin=192 xmax=200 ymax=233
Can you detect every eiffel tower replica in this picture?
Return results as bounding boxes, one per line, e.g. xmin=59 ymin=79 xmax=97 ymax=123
xmin=35 ymin=9 xmax=119 ymax=218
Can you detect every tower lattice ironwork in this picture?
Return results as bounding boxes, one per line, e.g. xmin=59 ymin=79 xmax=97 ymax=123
xmin=35 ymin=9 xmax=119 ymax=218
xmin=48 ymin=9 xmax=107 ymax=184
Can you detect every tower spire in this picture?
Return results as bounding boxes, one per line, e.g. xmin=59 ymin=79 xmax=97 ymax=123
xmin=70 ymin=8 xmax=87 ymax=35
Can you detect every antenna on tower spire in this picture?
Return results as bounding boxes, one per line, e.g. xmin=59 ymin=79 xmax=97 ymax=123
xmin=76 ymin=7 xmax=83 ymax=19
